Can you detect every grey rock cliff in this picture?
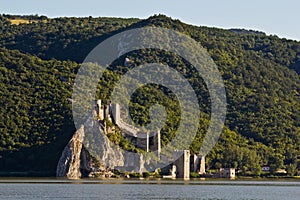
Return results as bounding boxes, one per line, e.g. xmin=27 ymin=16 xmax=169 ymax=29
xmin=56 ymin=115 xmax=148 ymax=178
xmin=56 ymin=126 xmax=85 ymax=179
xmin=82 ymin=116 xmax=125 ymax=170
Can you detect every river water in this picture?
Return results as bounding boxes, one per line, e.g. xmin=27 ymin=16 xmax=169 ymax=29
xmin=0 ymin=179 xmax=299 ymax=200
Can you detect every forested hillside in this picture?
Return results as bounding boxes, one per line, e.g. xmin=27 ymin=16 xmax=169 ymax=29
xmin=0 ymin=14 xmax=299 ymax=176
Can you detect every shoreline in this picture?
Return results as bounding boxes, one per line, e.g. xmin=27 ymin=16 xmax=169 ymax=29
xmin=0 ymin=173 xmax=299 ymax=181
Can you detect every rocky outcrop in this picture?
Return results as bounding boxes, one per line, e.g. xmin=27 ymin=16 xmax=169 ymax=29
xmin=56 ymin=126 xmax=85 ymax=179
xmin=56 ymin=115 xmax=148 ymax=178
xmin=81 ymin=116 xmax=125 ymax=170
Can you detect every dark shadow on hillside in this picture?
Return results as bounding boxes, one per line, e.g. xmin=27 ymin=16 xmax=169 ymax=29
xmin=0 ymin=123 xmax=76 ymax=177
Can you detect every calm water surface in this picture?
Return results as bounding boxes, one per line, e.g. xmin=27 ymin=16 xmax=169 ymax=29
xmin=0 ymin=179 xmax=299 ymax=200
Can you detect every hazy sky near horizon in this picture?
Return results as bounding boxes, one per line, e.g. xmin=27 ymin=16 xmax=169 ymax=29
xmin=1 ymin=0 xmax=299 ymax=41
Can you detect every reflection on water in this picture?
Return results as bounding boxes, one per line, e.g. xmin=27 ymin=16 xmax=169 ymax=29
xmin=0 ymin=179 xmax=299 ymax=200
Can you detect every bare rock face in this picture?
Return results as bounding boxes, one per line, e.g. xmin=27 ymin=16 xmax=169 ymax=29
xmin=82 ymin=117 xmax=125 ymax=170
xmin=56 ymin=116 xmax=125 ymax=179
xmin=56 ymin=126 xmax=84 ymax=179
xmin=56 ymin=115 xmax=147 ymax=178
xmin=56 ymin=126 xmax=85 ymax=179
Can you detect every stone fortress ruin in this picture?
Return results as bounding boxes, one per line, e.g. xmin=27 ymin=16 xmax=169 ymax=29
xmin=93 ymin=100 xmax=206 ymax=179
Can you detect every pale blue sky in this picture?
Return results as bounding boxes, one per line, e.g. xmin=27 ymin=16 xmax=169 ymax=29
xmin=1 ymin=0 xmax=299 ymax=41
